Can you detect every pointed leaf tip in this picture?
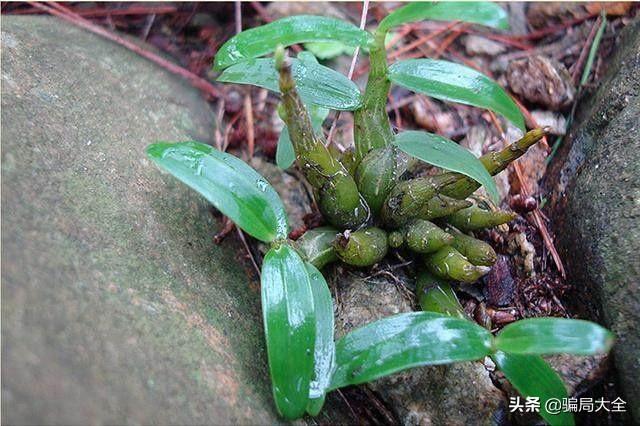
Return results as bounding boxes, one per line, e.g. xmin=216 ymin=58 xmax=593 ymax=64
xmin=379 ymin=2 xmax=509 ymax=33
xmin=330 ymin=312 xmax=492 ymax=389
xmin=146 ymin=141 xmax=288 ymax=242
xmin=493 ymin=351 xmax=575 ymax=426
xmin=261 ymin=245 xmax=316 ymax=419
xmin=495 ymin=318 xmax=614 ymax=356
xmin=389 ymin=59 xmax=525 ymax=131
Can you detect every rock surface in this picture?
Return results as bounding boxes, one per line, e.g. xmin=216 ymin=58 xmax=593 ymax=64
xmin=545 ymin=18 xmax=640 ymax=422
xmin=0 ymin=16 xmax=353 ymax=425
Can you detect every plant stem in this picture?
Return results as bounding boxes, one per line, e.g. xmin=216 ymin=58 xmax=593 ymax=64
xmin=353 ymin=29 xmax=394 ymax=164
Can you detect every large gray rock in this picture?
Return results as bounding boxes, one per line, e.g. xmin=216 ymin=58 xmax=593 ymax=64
xmin=545 ymin=19 xmax=640 ymax=422
xmin=0 ymin=16 xmax=352 ymax=425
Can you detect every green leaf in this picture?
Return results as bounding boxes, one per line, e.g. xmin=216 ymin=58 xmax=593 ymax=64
xmin=379 ymin=1 xmax=509 ymax=33
xmin=389 ymin=59 xmax=525 ymax=131
xmin=146 ymin=142 xmax=288 ymax=242
xmin=416 ymin=272 xmax=466 ymax=319
xmin=261 ymin=244 xmax=316 ymax=419
xmin=297 ymin=50 xmax=320 ymax=65
xmin=304 ymin=32 xmax=397 ymax=60
xmin=305 ymin=263 xmax=335 ymax=415
xmin=218 ymin=57 xmax=362 ymax=111
xmin=493 ymin=351 xmax=574 ymax=426
xmin=214 ymin=15 xmax=373 ymax=70
xmin=495 ymin=318 xmax=614 ymax=356
xmin=393 ymin=131 xmax=499 ymax=202
xmin=305 ymin=41 xmax=356 ymax=60
xmin=276 ymin=104 xmax=329 ymax=169
xmin=276 ymin=127 xmax=296 ymax=170
xmin=329 ymin=312 xmax=492 ymax=389
xmin=294 ymin=227 xmax=339 ymax=270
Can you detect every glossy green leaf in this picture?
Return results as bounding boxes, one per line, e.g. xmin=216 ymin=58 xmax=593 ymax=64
xmin=305 ymin=41 xmax=356 ymax=60
xmin=304 ymin=32 xmax=397 ymax=60
xmin=420 ymin=284 xmax=465 ymax=318
xmin=493 ymin=351 xmax=574 ymax=426
xmin=329 ymin=312 xmax=492 ymax=389
xmin=146 ymin=142 xmax=288 ymax=242
xmin=389 ymin=59 xmax=525 ymax=131
xmin=393 ymin=131 xmax=499 ymax=202
xmin=276 ymin=127 xmax=296 ymax=170
xmin=218 ymin=57 xmax=362 ymax=111
xmin=276 ymin=104 xmax=329 ymax=169
xmin=297 ymin=50 xmax=320 ymax=65
xmin=416 ymin=272 xmax=466 ymax=319
xmin=261 ymin=244 xmax=316 ymax=419
xmin=379 ymin=1 xmax=509 ymax=33
xmin=214 ymin=15 xmax=373 ymax=70
xmin=294 ymin=227 xmax=339 ymax=270
xmin=495 ymin=318 xmax=614 ymax=356
xmin=305 ymin=263 xmax=335 ymax=415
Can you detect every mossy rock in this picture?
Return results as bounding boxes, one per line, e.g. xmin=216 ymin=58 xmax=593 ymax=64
xmin=545 ymin=18 xmax=640 ymax=423
xmin=0 ymin=16 xmax=352 ymax=425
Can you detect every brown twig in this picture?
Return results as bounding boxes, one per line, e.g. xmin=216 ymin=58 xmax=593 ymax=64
xmin=388 ymin=21 xmax=459 ymax=60
xmin=571 ymin=16 xmax=602 ymax=85
xmin=461 ymin=28 xmax=534 ymax=51
xmin=214 ymin=98 xmax=226 ymax=151
xmin=434 ymin=25 xmax=466 ymax=58
xmin=222 ymin=111 xmax=243 ymax=152
xmin=362 ymin=386 xmax=397 ymax=425
xmin=244 ymin=93 xmax=255 ymax=159
xmin=384 ymin=24 xmax=414 ymax=49
xmin=234 ymin=1 xmax=242 ymax=34
xmin=213 ymin=217 xmax=236 ymax=244
xmin=337 ymin=389 xmax=359 ymax=422
xmin=255 ymin=88 xmax=269 ymax=113
xmin=28 ymin=2 xmax=222 ymax=100
xmin=236 ymin=228 xmax=261 ymax=277
xmin=250 ymin=1 xmax=272 ymax=23
xmin=531 ymin=208 xmax=566 ymax=279
xmin=9 ymin=4 xmax=178 ymax=17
